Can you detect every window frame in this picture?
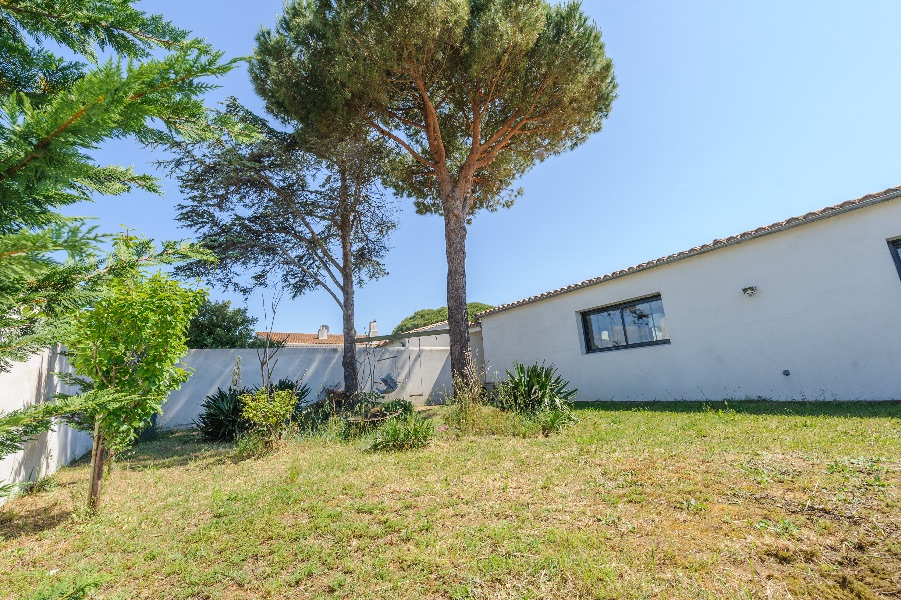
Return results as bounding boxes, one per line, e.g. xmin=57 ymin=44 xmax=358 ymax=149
xmin=580 ymin=294 xmax=671 ymax=354
xmin=888 ymin=238 xmax=901 ymax=282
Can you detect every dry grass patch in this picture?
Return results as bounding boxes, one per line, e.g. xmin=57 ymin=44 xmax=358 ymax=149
xmin=0 ymin=401 xmax=898 ymax=599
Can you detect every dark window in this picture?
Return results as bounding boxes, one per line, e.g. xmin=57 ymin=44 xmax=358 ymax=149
xmin=582 ymin=295 xmax=670 ymax=353
xmin=890 ymin=239 xmax=901 ymax=281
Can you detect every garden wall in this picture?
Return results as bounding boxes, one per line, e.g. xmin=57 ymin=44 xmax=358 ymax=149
xmin=159 ymin=345 xmax=452 ymax=428
xmin=0 ymin=347 xmax=92 ymax=504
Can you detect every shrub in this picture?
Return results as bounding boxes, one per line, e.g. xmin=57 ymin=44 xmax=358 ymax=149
xmin=367 ymin=415 xmax=435 ymax=452
xmin=495 ymin=363 xmax=577 ymax=435
xmin=196 ymin=379 xmax=314 ymax=442
xmin=495 ymin=362 xmax=576 ymax=413
xmin=195 ymin=387 xmax=246 ymax=442
xmin=240 ymin=388 xmax=296 ymax=441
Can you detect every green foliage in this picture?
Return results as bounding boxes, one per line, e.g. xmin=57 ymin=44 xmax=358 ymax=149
xmin=65 ymin=268 xmax=205 ymax=453
xmin=252 ymin=0 xmax=616 ymax=214
xmin=392 ymin=302 xmax=494 ymax=334
xmin=0 ymin=230 xmax=213 ymax=373
xmin=186 ymin=299 xmax=261 ymax=348
xmin=0 ymin=0 xmax=242 ymax=378
xmin=196 ymin=379 xmax=314 ymax=442
xmin=0 ymin=1 xmax=243 ymax=232
xmin=26 ymin=573 xmax=108 ymax=600
xmin=496 ymin=362 xmax=577 ymax=413
xmin=194 ymin=387 xmax=246 ymax=442
xmin=19 ymin=473 xmax=57 ymax=496
xmin=169 ymin=100 xmax=395 ymax=301
xmin=367 ymin=414 xmax=435 ymax=452
xmin=240 ymin=388 xmax=296 ymax=442
xmin=495 ymin=362 xmax=577 ymax=435
xmin=0 ymin=389 xmax=136 ymax=456
xmin=445 ymin=351 xmax=489 ymax=435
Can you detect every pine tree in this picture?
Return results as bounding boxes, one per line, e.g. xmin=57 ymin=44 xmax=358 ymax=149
xmin=251 ymin=0 xmax=616 ymax=382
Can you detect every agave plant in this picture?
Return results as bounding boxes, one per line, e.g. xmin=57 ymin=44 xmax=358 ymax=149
xmin=496 ymin=362 xmax=577 ymax=415
xmin=195 ymin=387 xmax=247 ymax=442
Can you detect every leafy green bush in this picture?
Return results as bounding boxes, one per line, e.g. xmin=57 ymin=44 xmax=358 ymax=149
xmin=367 ymin=415 xmax=435 ymax=452
xmin=196 ymin=379 xmax=313 ymax=442
xmin=495 ymin=363 xmax=577 ymax=435
xmin=240 ymin=388 xmax=296 ymax=441
xmin=195 ymin=387 xmax=246 ymax=442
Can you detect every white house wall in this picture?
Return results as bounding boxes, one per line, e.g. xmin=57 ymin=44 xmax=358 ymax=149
xmin=480 ymin=200 xmax=901 ymax=401
xmin=160 ymin=346 xmax=452 ymax=428
xmin=0 ymin=348 xmax=92 ymax=504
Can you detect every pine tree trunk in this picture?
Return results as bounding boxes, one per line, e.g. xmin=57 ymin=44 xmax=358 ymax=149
xmin=444 ymin=205 xmax=471 ymax=386
xmin=87 ymin=419 xmax=105 ymax=513
xmin=341 ymin=264 xmax=358 ymax=397
xmin=339 ymin=172 xmax=359 ymax=397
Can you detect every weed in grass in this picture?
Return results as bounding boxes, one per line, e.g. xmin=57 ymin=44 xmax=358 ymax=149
xmin=367 ymin=415 xmax=435 ymax=452
xmin=27 ymin=573 xmax=108 ymax=600
xmin=678 ymin=497 xmax=708 ymax=513
xmin=20 ymin=475 xmax=57 ymax=496
xmin=753 ymin=518 xmax=800 ymax=537
xmin=234 ymin=430 xmax=272 ymax=457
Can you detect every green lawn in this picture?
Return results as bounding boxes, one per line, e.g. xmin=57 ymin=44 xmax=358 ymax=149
xmin=1 ymin=401 xmax=899 ymax=599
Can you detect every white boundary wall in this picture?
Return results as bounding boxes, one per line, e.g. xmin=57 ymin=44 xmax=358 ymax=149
xmin=160 ymin=345 xmax=452 ymax=429
xmin=480 ymin=199 xmax=901 ymax=401
xmin=0 ymin=347 xmax=92 ymax=503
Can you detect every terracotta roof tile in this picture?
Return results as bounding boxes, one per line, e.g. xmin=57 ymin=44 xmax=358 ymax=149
xmin=256 ymin=332 xmax=366 ymax=346
xmin=477 ymin=185 xmax=901 ymax=320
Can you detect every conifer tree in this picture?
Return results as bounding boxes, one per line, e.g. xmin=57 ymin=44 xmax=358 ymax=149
xmin=0 ymin=0 xmax=238 ymax=494
xmin=251 ymin=0 xmax=616 ymax=381
xmin=0 ymin=0 xmax=241 ymax=369
xmin=169 ymin=101 xmax=396 ymax=396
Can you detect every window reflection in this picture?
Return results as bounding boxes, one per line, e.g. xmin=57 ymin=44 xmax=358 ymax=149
xmin=583 ymin=296 xmax=670 ymax=352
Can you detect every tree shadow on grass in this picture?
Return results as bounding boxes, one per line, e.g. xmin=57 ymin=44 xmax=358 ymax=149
xmin=573 ymin=400 xmax=901 ymax=419
xmin=0 ymin=501 xmax=74 ymax=541
xmin=118 ymin=428 xmax=240 ymax=471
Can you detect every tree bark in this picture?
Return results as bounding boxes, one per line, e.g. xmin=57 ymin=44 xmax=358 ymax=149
xmin=339 ymin=172 xmax=359 ymax=397
xmin=443 ymin=203 xmax=471 ymax=386
xmin=87 ymin=419 xmax=105 ymax=513
xmin=341 ymin=250 xmax=358 ymax=397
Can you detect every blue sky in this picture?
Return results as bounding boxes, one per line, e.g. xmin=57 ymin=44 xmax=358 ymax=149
xmin=63 ymin=1 xmax=901 ymax=334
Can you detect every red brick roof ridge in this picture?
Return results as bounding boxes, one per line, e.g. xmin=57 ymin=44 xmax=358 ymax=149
xmin=476 ymin=185 xmax=901 ymax=320
xmin=255 ymin=331 xmax=366 ymax=345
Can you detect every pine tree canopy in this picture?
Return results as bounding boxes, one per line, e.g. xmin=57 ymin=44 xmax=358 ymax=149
xmin=251 ymin=0 xmax=616 ymax=216
xmin=392 ymin=302 xmax=494 ymax=335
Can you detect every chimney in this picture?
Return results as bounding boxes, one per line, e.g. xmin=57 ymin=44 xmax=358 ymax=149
xmin=318 ymin=325 xmax=329 ymax=340
xmin=368 ymin=320 xmax=378 ymax=337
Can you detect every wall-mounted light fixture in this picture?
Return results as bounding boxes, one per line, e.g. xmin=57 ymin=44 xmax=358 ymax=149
xmin=742 ymin=286 xmax=757 ymax=297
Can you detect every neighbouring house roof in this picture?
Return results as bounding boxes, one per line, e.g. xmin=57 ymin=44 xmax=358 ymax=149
xmin=255 ymin=331 xmax=366 ymax=346
xmin=477 ymin=185 xmax=901 ymax=320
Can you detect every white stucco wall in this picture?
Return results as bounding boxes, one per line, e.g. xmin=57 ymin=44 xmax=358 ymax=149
xmin=480 ymin=199 xmax=901 ymax=401
xmin=0 ymin=347 xmax=92 ymax=503
xmin=160 ymin=345 xmax=452 ymax=428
